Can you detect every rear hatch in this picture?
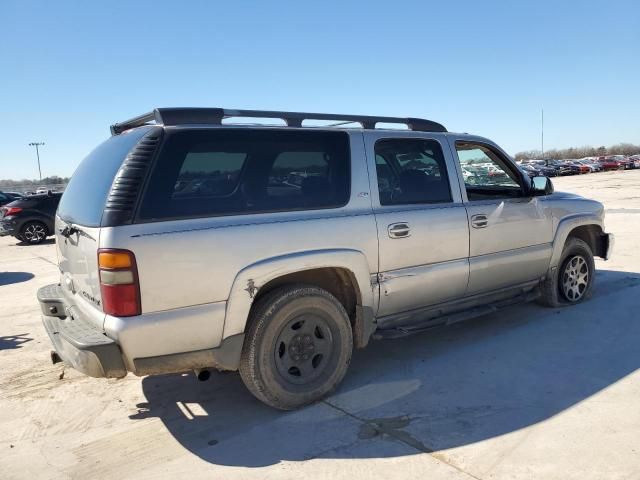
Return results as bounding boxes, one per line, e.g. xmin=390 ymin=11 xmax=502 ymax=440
xmin=55 ymin=127 xmax=157 ymax=327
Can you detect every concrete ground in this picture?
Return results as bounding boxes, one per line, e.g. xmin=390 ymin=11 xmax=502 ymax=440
xmin=1 ymin=170 xmax=639 ymax=480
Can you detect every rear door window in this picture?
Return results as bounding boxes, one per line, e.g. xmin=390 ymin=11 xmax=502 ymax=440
xmin=374 ymin=138 xmax=452 ymax=205
xmin=137 ymin=129 xmax=350 ymax=221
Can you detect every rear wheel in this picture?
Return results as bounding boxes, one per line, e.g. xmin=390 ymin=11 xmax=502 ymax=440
xmin=239 ymin=285 xmax=353 ymax=410
xmin=20 ymin=221 xmax=48 ymax=244
xmin=539 ymin=237 xmax=595 ymax=307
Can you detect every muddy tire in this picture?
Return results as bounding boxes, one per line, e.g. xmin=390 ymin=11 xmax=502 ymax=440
xmin=239 ymin=285 xmax=353 ymax=410
xmin=20 ymin=221 xmax=48 ymax=245
xmin=538 ymin=237 xmax=595 ymax=307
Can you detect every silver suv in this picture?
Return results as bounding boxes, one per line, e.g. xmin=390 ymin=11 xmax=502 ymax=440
xmin=38 ymin=108 xmax=613 ymax=410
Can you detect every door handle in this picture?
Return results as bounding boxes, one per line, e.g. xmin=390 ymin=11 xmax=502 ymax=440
xmin=388 ymin=222 xmax=411 ymax=238
xmin=470 ymin=214 xmax=489 ymax=229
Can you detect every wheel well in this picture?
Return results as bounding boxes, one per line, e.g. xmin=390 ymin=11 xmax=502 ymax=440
xmin=253 ymin=267 xmax=363 ymax=341
xmin=567 ymin=224 xmax=605 ymax=258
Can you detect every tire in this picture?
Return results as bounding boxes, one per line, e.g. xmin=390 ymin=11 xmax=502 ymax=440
xmin=538 ymin=237 xmax=595 ymax=307
xmin=20 ymin=221 xmax=48 ymax=245
xmin=239 ymin=284 xmax=353 ymax=410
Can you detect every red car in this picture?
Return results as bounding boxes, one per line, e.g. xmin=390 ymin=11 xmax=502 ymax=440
xmin=570 ymin=162 xmax=590 ymax=174
xmin=597 ymin=158 xmax=622 ymax=171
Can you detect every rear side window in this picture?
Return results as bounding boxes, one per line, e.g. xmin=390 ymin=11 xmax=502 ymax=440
xmin=58 ymin=127 xmax=153 ymax=226
xmin=174 ymin=152 xmax=247 ymax=198
xmin=375 ymin=138 xmax=452 ymax=205
xmin=138 ymin=129 xmax=350 ymax=221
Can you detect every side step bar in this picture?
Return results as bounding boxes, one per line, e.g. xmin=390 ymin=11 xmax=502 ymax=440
xmin=373 ymin=290 xmax=540 ymax=340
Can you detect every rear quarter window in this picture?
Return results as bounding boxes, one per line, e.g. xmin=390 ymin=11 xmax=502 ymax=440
xmin=137 ymin=129 xmax=351 ymax=221
xmin=57 ymin=127 xmax=154 ymax=227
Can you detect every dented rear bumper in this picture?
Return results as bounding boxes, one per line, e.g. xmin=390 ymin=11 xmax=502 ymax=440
xmin=38 ymin=284 xmax=127 ymax=378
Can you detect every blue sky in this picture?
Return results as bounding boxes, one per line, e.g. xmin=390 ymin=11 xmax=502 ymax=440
xmin=1 ymin=0 xmax=638 ymax=180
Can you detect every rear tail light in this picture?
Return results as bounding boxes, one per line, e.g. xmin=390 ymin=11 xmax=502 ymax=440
xmin=2 ymin=206 xmax=22 ymax=217
xmin=98 ymin=249 xmax=141 ymax=317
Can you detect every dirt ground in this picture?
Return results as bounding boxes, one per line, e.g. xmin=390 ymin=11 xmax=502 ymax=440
xmin=1 ymin=170 xmax=639 ymax=479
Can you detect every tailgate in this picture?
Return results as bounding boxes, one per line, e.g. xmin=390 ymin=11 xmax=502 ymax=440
xmin=56 ymin=216 xmax=105 ymax=327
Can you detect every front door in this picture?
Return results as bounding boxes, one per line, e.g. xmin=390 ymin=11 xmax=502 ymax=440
xmin=450 ymin=139 xmax=554 ymax=295
xmin=366 ymin=132 xmax=470 ymax=318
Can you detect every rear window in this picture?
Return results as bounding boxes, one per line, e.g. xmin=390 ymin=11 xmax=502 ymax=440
xmin=137 ymin=129 xmax=350 ymax=221
xmin=57 ymin=127 xmax=153 ymax=226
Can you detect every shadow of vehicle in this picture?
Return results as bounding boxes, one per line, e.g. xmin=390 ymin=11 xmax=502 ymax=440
xmin=16 ymin=238 xmax=55 ymax=246
xmin=0 ymin=333 xmax=33 ymax=350
xmin=133 ymin=269 xmax=640 ymax=467
xmin=0 ymin=271 xmax=35 ymax=286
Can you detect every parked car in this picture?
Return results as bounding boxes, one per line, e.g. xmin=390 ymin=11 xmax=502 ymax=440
xmin=525 ymin=161 xmax=558 ymax=177
xmin=565 ymin=161 xmax=590 ymax=174
xmin=576 ymin=159 xmax=602 ymax=173
xmin=597 ymin=157 xmax=622 ymax=171
xmin=617 ymin=158 xmax=635 ymax=170
xmin=37 ymin=107 xmax=613 ymax=410
xmin=519 ymin=164 xmax=541 ymax=177
xmin=0 ymin=191 xmax=24 ymax=207
xmin=0 ymin=192 xmax=62 ymax=244
xmin=545 ymin=160 xmax=580 ymax=176
xmin=5 ymin=191 xmax=25 ymax=199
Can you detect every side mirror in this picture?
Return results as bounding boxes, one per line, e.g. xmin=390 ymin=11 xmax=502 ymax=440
xmin=531 ymin=176 xmax=554 ymax=195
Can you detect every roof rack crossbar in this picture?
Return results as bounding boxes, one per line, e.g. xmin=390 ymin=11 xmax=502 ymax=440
xmin=110 ymin=107 xmax=447 ymax=135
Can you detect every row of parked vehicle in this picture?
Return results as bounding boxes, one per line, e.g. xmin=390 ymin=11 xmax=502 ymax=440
xmin=518 ymin=155 xmax=640 ymax=177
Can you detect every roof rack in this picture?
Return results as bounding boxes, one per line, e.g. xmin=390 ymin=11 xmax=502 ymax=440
xmin=110 ymin=107 xmax=447 ymax=135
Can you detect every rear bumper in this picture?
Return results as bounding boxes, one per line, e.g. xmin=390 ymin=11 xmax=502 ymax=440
xmin=0 ymin=219 xmax=16 ymax=236
xmin=38 ymin=284 xmax=243 ymax=377
xmin=38 ymin=284 xmax=127 ymax=378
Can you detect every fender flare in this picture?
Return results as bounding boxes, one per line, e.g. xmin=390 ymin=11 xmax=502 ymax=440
xmin=222 ymin=248 xmax=376 ymax=340
xmin=548 ymin=213 xmax=604 ymax=268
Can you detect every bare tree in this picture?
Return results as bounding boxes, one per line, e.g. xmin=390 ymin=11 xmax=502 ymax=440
xmin=515 ymin=143 xmax=640 ymax=160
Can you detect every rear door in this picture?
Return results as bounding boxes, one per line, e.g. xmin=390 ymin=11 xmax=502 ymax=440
xmin=366 ymin=131 xmax=470 ymax=319
xmin=55 ymin=127 xmax=155 ymax=325
xmin=448 ymin=137 xmax=553 ymax=295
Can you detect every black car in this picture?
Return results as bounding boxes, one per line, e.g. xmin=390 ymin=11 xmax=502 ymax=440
xmin=0 ymin=192 xmax=62 ymax=244
xmin=522 ymin=162 xmax=558 ymax=177
xmin=0 ymin=191 xmax=24 ymax=207
xmin=519 ymin=164 xmax=541 ymax=177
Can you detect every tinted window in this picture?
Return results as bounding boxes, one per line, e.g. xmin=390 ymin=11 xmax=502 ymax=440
xmin=174 ymin=152 xmax=247 ymax=198
xmin=374 ymin=139 xmax=452 ymax=205
xmin=138 ymin=129 xmax=350 ymax=220
xmin=57 ymin=127 xmax=153 ymax=226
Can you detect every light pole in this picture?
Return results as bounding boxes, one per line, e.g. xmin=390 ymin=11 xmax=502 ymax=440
xmin=28 ymin=142 xmax=45 ymax=181
xmin=541 ymin=108 xmax=544 ymax=158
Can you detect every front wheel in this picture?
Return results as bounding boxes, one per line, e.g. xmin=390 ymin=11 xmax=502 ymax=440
xmin=538 ymin=237 xmax=595 ymax=307
xmin=239 ymin=285 xmax=353 ymax=410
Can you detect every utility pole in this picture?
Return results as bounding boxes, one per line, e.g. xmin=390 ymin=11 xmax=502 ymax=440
xmin=28 ymin=142 xmax=45 ymax=181
xmin=541 ymin=108 xmax=544 ymax=158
